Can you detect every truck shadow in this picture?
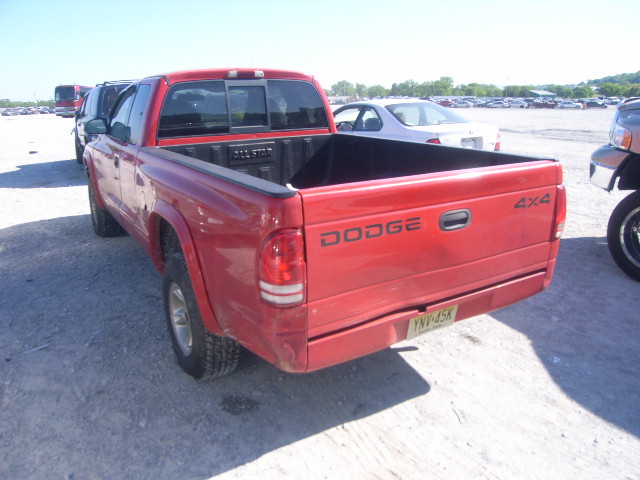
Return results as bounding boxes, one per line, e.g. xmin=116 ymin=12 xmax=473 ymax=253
xmin=490 ymin=235 xmax=640 ymax=437
xmin=0 ymin=159 xmax=85 ymax=188
xmin=0 ymin=215 xmax=430 ymax=479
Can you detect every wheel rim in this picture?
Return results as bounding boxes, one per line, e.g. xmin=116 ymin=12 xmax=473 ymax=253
xmin=168 ymin=282 xmax=193 ymax=356
xmin=620 ymin=206 xmax=640 ymax=268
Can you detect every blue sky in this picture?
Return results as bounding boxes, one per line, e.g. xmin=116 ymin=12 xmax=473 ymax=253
xmin=1 ymin=0 xmax=639 ymax=101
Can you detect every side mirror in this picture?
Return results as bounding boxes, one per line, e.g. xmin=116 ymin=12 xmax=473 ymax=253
xmin=85 ymin=118 xmax=108 ymax=135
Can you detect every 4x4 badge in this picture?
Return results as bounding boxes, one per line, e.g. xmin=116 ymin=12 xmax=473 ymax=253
xmin=514 ymin=193 xmax=551 ymax=209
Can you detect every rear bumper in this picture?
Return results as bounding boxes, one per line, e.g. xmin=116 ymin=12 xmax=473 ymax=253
xmin=590 ymin=144 xmax=628 ymax=191
xmin=304 ymin=270 xmax=549 ymax=372
xmin=55 ymin=107 xmax=76 ymax=117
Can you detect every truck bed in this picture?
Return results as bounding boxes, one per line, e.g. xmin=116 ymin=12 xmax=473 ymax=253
xmin=153 ymin=134 xmax=540 ymax=192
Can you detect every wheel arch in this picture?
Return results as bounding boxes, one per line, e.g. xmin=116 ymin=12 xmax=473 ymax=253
xmin=148 ymin=200 xmax=224 ymax=335
xmin=84 ymin=152 xmax=108 ymax=210
xmin=617 ymin=153 xmax=640 ymax=190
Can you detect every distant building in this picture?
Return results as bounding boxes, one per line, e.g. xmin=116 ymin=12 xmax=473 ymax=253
xmin=327 ymin=96 xmax=353 ymax=105
xmin=530 ymin=90 xmax=556 ymax=99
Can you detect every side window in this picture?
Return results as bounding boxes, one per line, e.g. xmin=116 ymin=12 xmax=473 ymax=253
xmin=354 ymin=107 xmax=382 ymax=131
xmin=100 ymin=85 xmax=127 ymax=117
xmin=127 ymin=85 xmax=151 ymax=145
xmin=109 ymin=86 xmax=136 ymax=141
xmin=88 ymin=89 xmax=99 ymax=117
xmin=334 ymin=107 xmax=362 ymax=131
xmin=77 ymin=93 xmax=89 ymax=116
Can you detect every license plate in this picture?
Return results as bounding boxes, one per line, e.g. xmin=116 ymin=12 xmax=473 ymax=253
xmin=406 ymin=305 xmax=458 ymax=340
xmin=461 ymin=138 xmax=477 ymax=149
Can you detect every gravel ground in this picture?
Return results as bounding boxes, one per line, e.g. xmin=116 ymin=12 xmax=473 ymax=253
xmin=0 ymin=108 xmax=638 ymax=480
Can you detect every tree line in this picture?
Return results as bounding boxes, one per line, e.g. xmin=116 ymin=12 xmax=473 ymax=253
xmin=1 ymin=99 xmax=55 ymax=108
xmin=327 ymin=71 xmax=640 ymax=99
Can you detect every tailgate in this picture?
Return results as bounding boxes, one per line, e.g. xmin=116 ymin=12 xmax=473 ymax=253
xmin=300 ymin=161 xmax=561 ymax=338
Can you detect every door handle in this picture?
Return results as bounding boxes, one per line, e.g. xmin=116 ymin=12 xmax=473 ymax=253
xmin=114 ymin=155 xmax=119 ymax=167
xmin=439 ymin=209 xmax=471 ymax=231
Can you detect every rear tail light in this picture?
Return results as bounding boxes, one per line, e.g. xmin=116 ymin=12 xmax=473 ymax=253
xmin=494 ymin=132 xmax=501 ymax=151
xmin=553 ymin=185 xmax=567 ymax=239
xmin=259 ymin=229 xmax=306 ymax=307
xmin=426 ymin=138 xmax=441 ymax=144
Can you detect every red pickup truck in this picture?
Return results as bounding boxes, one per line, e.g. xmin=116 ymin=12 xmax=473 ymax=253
xmin=83 ymin=68 xmax=566 ymax=380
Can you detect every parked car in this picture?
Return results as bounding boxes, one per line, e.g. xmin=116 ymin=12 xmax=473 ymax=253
xmin=486 ymin=101 xmax=509 ymax=108
xmin=333 ymin=99 xmax=500 ymax=150
xmin=584 ymin=99 xmax=608 ymax=109
xmin=557 ymin=100 xmax=583 ymax=109
xmin=451 ymin=100 xmax=472 ymax=108
xmin=74 ymin=80 xmax=134 ymax=163
xmin=531 ymin=100 xmax=557 ymax=109
xmin=509 ymin=100 xmax=528 ymax=108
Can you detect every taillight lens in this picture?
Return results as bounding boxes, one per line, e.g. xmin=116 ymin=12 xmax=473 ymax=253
xmin=494 ymin=132 xmax=501 ymax=151
xmin=553 ymin=185 xmax=567 ymax=239
xmin=259 ymin=229 xmax=306 ymax=307
xmin=610 ymin=124 xmax=632 ymax=150
xmin=426 ymin=138 xmax=441 ymax=144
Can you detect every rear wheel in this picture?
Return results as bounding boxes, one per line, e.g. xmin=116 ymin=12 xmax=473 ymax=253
xmin=607 ymin=191 xmax=640 ymax=281
xmin=163 ymin=253 xmax=240 ymax=379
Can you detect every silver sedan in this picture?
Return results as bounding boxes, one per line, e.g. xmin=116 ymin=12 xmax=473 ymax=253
xmin=333 ymin=99 xmax=501 ymax=151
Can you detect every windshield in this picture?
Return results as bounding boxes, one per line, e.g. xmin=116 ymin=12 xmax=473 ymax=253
xmin=386 ymin=102 xmax=470 ymax=126
xmin=55 ymin=86 xmax=75 ymax=101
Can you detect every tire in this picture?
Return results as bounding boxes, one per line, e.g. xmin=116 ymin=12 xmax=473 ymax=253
xmin=75 ymin=136 xmax=84 ymax=164
xmin=607 ymin=190 xmax=640 ymax=281
xmin=88 ymin=182 xmax=123 ymax=237
xmin=163 ymin=253 xmax=240 ymax=379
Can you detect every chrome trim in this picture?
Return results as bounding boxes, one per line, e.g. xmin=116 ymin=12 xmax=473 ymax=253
xmin=590 ymin=161 xmax=617 ymax=191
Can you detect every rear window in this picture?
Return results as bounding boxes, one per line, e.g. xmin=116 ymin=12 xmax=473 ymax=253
xmin=387 ymin=102 xmax=469 ymax=126
xmin=158 ymin=79 xmax=328 ymax=138
xmin=267 ymin=80 xmax=328 ymax=131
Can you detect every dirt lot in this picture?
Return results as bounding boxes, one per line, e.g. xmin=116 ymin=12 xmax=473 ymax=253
xmin=1 ymin=108 xmax=638 ymax=480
